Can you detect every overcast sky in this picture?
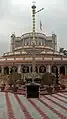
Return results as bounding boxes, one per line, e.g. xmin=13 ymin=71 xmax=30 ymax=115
xmin=0 ymin=0 xmax=67 ymax=55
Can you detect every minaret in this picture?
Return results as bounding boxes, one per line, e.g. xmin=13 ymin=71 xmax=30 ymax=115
xmin=11 ymin=33 xmax=15 ymax=52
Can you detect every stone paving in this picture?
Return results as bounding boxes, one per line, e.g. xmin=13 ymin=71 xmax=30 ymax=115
xmin=0 ymin=92 xmax=67 ymax=119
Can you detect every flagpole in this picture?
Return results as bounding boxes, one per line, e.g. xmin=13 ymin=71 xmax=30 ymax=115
xmin=31 ymin=3 xmax=44 ymax=82
xmin=31 ymin=2 xmax=36 ymax=82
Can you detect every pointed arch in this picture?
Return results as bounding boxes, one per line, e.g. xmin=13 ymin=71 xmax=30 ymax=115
xmin=4 ymin=66 xmax=9 ymax=75
xmin=60 ymin=65 xmax=65 ymax=75
xmin=39 ymin=65 xmax=46 ymax=73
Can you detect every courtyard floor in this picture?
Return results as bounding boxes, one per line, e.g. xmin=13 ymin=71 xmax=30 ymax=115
xmin=0 ymin=91 xmax=67 ymax=119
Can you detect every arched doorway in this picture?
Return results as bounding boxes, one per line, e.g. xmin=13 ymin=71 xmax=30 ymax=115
xmin=39 ymin=66 xmax=46 ymax=73
xmin=4 ymin=67 xmax=9 ymax=75
xmin=51 ymin=65 xmax=58 ymax=84
xmin=22 ymin=66 xmax=29 ymax=73
xmin=60 ymin=66 xmax=65 ymax=75
xmin=10 ymin=66 xmax=17 ymax=73
xmin=51 ymin=65 xmax=58 ymax=74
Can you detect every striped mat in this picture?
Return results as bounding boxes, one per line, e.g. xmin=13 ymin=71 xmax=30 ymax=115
xmin=0 ymin=92 xmax=67 ymax=119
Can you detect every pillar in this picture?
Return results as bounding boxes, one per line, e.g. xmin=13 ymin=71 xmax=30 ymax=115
xmin=1 ymin=66 xmax=4 ymax=75
xmin=9 ymin=66 xmax=11 ymax=74
xmin=64 ymin=65 xmax=67 ymax=74
xmin=18 ymin=65 xmax=21 ymax=74
xmin=57 ymin=65 xmax=60 ymax=76
xmin=38 ymin=66 xmax=40 ymax=73
xmin=46 ymin=65 xmax=51 ymax=73
xmin=29 ymin=66 xmax=31 ymax=74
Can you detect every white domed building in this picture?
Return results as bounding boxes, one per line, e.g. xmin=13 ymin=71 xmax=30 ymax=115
xmin=0 ymin=32 xmax=66 ymax=77
xmin=0 ymin=4 xmax=67 ymax=78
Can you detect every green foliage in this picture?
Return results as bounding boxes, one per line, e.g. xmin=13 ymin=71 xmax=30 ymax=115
xmin=41 ymin=72 xmax=56 ymax=85
xmin=59 ymin=48 xmax=67 ymax=56
xmin=8 ymin=72 xmax=21 ymax=86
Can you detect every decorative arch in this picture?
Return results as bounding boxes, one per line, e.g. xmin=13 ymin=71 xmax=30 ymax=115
xmin=39 ymin=65 xmax=46 ymax=73
xmin=51 ymin=65 xmax=58 ymax=77
xmin=51 ymin=65 xmax=58 ymax=84
xmin=22 ymin=66 xmax=29 ymax=73
xmin=60 ymin=65 xmax=65 ymax=75
xmin=10 ymin=66 xmax=17 ymax=73
xmin=4 ymin=66 xmax=9 ymax=75
xmin=51 ymin=65 xmax=58 ymax=74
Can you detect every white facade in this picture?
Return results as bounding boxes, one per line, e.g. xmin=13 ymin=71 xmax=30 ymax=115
xmin=11 ymin=32 xmax=57 ymax=52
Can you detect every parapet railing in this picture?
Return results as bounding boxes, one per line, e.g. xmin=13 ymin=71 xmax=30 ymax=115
xmin=0 ymin=57 xmax=67 ymax=62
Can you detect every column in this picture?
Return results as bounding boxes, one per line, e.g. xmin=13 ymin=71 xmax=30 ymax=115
xmin=29 ymin=66 xmax=31 ymax=74
xmin=57 ymin=65 xmax=60 ymax=75
xmin=17 ymin=65 xmax=21 ymax=74
xmin=65 ymin=65 xmax=67 ymax=74
xmin=9 ymin=66 xmax=11 ymax=74
xmin=46 ymin=64 xmax=51 ymax=73
xmin=1 ymin=66 xmax=4 ymax=75
xmin=23 ymin=38 xmax=24 ymax=46
xmin=38 ymin=66 xmax=40 ymax=73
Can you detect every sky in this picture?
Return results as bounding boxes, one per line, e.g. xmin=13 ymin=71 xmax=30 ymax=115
xmin=0 ymin=0 xmax=67 ymax=55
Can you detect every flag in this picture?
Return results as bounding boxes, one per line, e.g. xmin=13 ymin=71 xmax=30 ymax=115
xmin=40 ymin=20 xmax=42 ymax=30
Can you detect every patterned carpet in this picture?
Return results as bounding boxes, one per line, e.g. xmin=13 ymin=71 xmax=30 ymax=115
xmin=0 ymin=91 xmax=67 ymax=119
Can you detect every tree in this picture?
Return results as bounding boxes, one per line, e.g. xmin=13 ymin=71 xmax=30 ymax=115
xmin=8 ymin=71 xmax=21 ymax=91
xmin=59 ymin=48 xmax=67 ymax=56
xmin=59 ymin=48 xmax=64 ymax=53
xmin=63 ymin=50 xmax=67 ymax=55
xmin=41 ymin=72 xmax=56 ymax=86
